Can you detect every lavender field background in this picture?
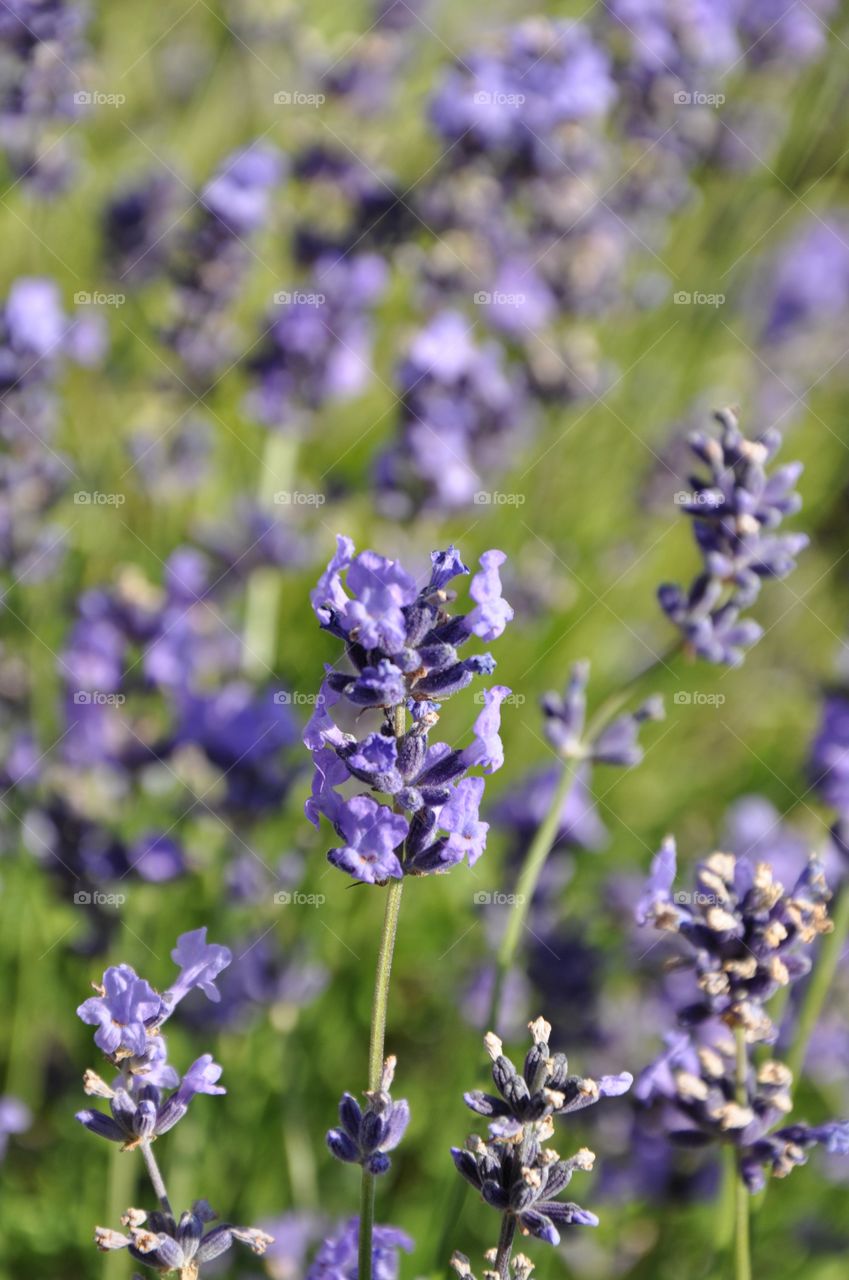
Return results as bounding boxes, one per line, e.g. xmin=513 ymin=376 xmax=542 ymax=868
xmin=3 ymin=1 xmax=849 ymax=1278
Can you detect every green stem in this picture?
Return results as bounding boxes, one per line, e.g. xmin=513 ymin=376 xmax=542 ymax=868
xmin=359 ymin=704 xmax=407 ymax=1280
xmin=487 ymin=757 xmax=577 ymax=1030
xmin=486 ymin=645 xmax=679 ymax=1032
xmin=358 ymin=877 xmax=405 ymax=1280
xmin=241 ymin=432 xmax=300 ymax=677
xmin=786 ymin=881 xmax=849 ymax=1083
xmin=733 ymin=1027 xmax=751 ymax=1280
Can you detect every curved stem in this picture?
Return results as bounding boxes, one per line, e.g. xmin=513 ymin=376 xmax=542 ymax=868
xmin=786 ymin=881 xmax=849 ymax=1083
xmin=359 ymin=705 xmax=407 ymax=1280
xmin=733 ymin=1027 xmax=751 ymax=1280
xmin=140 ymin=1140 xmax=174 ymax=1219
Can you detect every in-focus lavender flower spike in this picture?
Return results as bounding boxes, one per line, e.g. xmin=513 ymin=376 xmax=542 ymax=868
xmin=327 ymin=1055 xmax=410 ymax=1175
xmin=658 ymin=407 xmax=808 ymax=666
xmin=76 ymin=1054 xmax=225 ymax=1146
xmin=637 ymin=838 xmax=833 ymax=1042
xmin=305 ymin=537 xmax=514 ymax=883
xmin=451 ymin=1018 xmax=631 ymax=1258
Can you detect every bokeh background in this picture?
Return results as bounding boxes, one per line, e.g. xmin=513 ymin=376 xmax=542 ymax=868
xmin=2 ymin=1 xmax=849 ymax=1277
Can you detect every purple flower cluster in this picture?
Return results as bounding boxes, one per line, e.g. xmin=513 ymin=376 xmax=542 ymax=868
xmin=95 ymin=1202 xmax=272 ymax=1273
xmin=636 ymin=1026 xmax=849 ymax=1192
xmin=305 ymin=538 xmax=513 ymax=882
xmin=327 ymin=1055 xmax=410 ymax=1175
xmin=306 ymin=1216 xmax=413 ymax=1280
xmin=452 ymin=1018 xmax=632 ymax=1248
xmin=637 ymin=839 xmax=833 ymax=1042
xmin=77 ymin=931 xmax=273 ymax=1272
xmin=0 ymin=0 xmax=90 ymax=190
xmin=1 ymin=278 xmax=105 ymax=583
xmin=375 ymin=312 xmax=531 ymax=513
xmin=658 ymin=408 xmax=807 ymax=665
xmin=543 ymin=659 xmax=664 ymax=766
xmin=246 ymin=253 xmax=387 ymax=431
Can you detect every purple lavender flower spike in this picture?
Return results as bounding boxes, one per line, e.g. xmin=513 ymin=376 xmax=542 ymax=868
xmin=95 ymin=1204 xmax=273 ymax=1270
xmin=165 ymin=929 xmax=232 ymax=1007
xmin=659 ymin=409 xmax=807 ymax=665
xmin=306 ymin=537 xmax=513 ymax=880
xmin=452 ymin=1018 xmax=629 ymax=1252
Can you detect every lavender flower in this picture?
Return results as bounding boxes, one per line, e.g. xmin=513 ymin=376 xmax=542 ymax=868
xmin=327 ymin=1055 xmax=410 ymax=1174
xmin=0 ymin=1096 xmax=31 ymax=1161
xmin=76 ymin=929 xmax=231 ymax=1077
xmin=95 ymin=1202 xmax=272 ymax=1271
xmin=305 ymin=538 xmax=513 ymax=882
xmin=636 ymin=1026 xmax=849 ymax=1193
xmin=658 ymin=408 xmax=808 ymax=665
xmin=452 ymin=1018 xmax=631 ymax=1250
xmin=542 ymin=659 xmax=664 ymax=765
xmin=76 ymin=1055 xmax=225 ymax=1145
xmin=306 ymin=1217 xmax=413 ymax=1280
xmin=637 ymin=839 xmax=832 ymax=1042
